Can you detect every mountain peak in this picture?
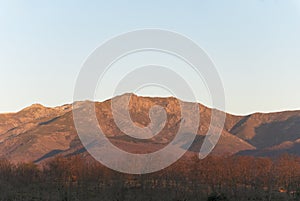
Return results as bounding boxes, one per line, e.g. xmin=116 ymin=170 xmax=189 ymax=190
xmin=29 ymin=103 xmax=45 ymax=108
xmin=19 ymin=103 xmax=47 ymax=112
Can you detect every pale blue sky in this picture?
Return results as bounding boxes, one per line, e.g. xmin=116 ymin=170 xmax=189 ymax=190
xmin=0 ymin=0 xmax=300 ymax=115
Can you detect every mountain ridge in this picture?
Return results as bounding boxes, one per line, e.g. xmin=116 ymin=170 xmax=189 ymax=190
xmin=0 ymin=93 xmax=300 ymax=163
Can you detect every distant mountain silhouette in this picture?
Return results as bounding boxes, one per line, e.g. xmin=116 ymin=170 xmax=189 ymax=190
xmin=0 ymin=93 xmax=299 ymax=163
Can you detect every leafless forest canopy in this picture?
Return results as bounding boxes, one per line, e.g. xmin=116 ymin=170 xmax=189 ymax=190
xmin=1 ymin=154 xmax=300 ymax=201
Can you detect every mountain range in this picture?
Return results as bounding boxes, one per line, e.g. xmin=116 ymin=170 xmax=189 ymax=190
xmin=0 ymin=93 xmax=300 ymax=163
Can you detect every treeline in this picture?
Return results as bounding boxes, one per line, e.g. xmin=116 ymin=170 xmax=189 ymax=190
xmin=1 ymin=154 xmax=300 ymax=201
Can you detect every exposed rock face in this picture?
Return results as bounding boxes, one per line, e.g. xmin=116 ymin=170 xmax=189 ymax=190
xmin=0 ymin=94 xmax=299 ymax=163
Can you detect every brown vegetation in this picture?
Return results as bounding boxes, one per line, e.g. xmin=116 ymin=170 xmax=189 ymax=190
xmin=1 ymin=154 xmax=300 ymax=201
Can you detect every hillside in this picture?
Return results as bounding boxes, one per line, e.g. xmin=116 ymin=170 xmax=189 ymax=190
xmin=0 ymin=94 xmax=299 ymax=163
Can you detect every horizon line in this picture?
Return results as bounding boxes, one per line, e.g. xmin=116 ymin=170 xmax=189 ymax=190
xmin=1 ymin=93 xmax=300 ymax=117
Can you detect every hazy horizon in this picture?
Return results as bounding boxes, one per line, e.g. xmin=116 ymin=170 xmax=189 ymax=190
xmin=1 ymin=0 xmax=300 ymax=115
xmin=1 ymin=92 xmax=299 ymax=117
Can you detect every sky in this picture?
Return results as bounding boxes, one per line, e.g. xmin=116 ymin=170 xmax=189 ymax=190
xmin=0 ymin=0 xmax=300 ymax=115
